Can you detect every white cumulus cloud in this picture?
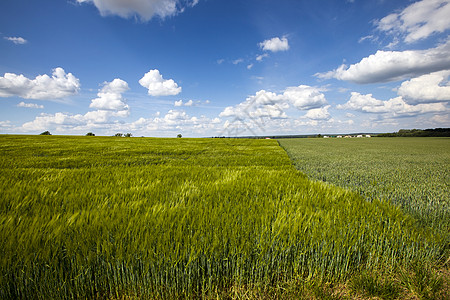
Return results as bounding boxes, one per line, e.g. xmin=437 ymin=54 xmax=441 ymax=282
xmin=21 ymin=109 xmax=130 ymax=132
xmin=127 ymin=109 xmax=220 ymax=134
xmin=316 ymin=39 xmax=450 ymax=83
xmin=337 ymin=92 xmax=447 ymax=116
xmin=17 ymin=102 xmax=44 ymax=109
xmin=304 ymin=105 xmax=331 ymax=120
xmin=20 ymin=78 xmax=132 ymax=133
xmin=220 ymin=90 xmax=287 ymax=120
xmin=163 ymin=109 xmax=189 ymax=124
xmin=22 ymin=112 xmax=85 ymax=131
xmin=4 ymin=36 xmax=27 ymax=44
xmin=89 ymin=79 xmax=129 ymax=111
xmin=232 ymin=58 xmax=244 ymax=65
xmin=376 ymin=0 xmax=450 ymax=43
xmin=174 ymin=99 xmax=207 ymax=107
xmin=256 ymin=53 xmax=268 ymax=61
xmin=139 ymin=69 xmax=181 ymax=96
xmin=0 ymin=68 xmax=80 ymax=100
xmin=219 ymin=85 xmax=327 ymax=121
xmin=0 ymin=121 xmax=12 ymax=129
xmin=76 ymin=0 xmax=199 ymax=21
xmin=283 ymin=85 xmax=327 ymax=110
xmin=398 ymin=71 xmax=450 ymax=104
xmin=259 ymin=36 xmax=289 ymax=52
xmin=84 ymin=109 xmax=129 ymax=123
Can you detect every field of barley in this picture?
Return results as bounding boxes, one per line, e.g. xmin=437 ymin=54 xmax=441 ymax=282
xmin=0 ymin=135 xmax=448 ymax=299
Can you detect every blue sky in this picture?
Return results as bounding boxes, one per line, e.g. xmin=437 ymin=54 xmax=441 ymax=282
xmin=1 ymin=0 xmax=449 ymax=137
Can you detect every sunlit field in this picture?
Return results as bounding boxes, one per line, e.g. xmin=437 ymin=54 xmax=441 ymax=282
xmin=279 ymin=137 xmax=449 ymax=239
xmin=280 ymin=137 xmax=449 ymax=298
xmin=0 ymin=135 xmax=448 ymax=299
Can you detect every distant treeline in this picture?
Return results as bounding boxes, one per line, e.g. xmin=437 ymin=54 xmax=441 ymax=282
xmin=377 ymin=128 xmax=450 ymax=137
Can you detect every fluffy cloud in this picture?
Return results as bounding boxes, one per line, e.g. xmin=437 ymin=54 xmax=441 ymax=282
xmin=398 ymin=71 xmax=450 ymax=104
xmin=17 ymin=102 xmax=44 ymax=109
xmin=0 ymin=68 xmax=80 ymax=100
xmin=21 ymin=109 xmax=130 ymax=132
xmin=337 ymin=92 xmax=447 ymax=116
xmin=84 ymin=109 xmax=129 ymax=122
xmin=89 ymin=79 xmax=129 ymax=111
xmin=219 ymin=86 xmax=327 ymax=121
xmin=304 ymin=105 xmax=331 ymax=120
xmin=316 ymin=39 xmax=450 ymax=83
xmin=4 ymin=36 xmax=27 ymax=44
xmin=19 ymin=107 xmax=220 ymax=136
xmin=293 ymin=117 xmax=354 ymax=129
xmin=174 ymin=99 xmax=201 ymax=107
xmin=220 ymin=90 xmax=287 ymax=120
xmin=124 ymin=110 xmax=221 ymax=135
xmin=20 ymin=78 xmax=130 ymax=133
xmin=376 ymin=0 xmax=450 ymax=43
xmin=259 ymin=37 xmax=289 ymax=52
xmin=162 ymin=109 xmax=189 ymax=125
xmin=139 ymin=69 xmax=181 ymax=96
xmin=22 ymin=112 xmax=85 ymax=131
xmin=232 ymin=58 xmax=244 ymax=65
xmin=77 ymin=0 xmax=199 ymax=21
xmin=256 ymin=53 xmax=268 ymax=61
xmin=430 ymin=113 xmax=450 ymax=124
xmin=0 ymin=121 xmax=12 ymax=129
xmin=283 ymin=85 xmax=327 ymax=110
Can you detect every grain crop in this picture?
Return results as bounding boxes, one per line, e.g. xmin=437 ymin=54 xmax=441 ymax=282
xmin=0 ymin=135 xmax=445 ymax=299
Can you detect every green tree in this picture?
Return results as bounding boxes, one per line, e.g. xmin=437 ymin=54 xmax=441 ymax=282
xmin=86 ymin=132 xmax=95 ymax=136
xmin=40 ymin=131 xmax=51 ymax=135
xmin=177 ymin=134 xmax=182 ymax=138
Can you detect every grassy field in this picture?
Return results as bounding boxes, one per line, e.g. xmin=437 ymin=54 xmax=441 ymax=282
xmin=279 ymin=137 xmax=449 ymax=238
xmin=279 ymin=137 xmax=449 ymax=298
xmin=0 ymin=135 xmax=448 ymax=299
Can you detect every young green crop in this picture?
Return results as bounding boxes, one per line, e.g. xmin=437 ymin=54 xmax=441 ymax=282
xmin=278 ymin=137 xmax=449 ymax=237
xmin=0 ymin=135 xmax=445 ymax=299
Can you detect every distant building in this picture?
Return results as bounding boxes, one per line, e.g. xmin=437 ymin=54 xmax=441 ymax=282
xmin=365 ymin=135 xmax=371 ymax=138
xmin=337 ymin=135 xmax=342 ymax=138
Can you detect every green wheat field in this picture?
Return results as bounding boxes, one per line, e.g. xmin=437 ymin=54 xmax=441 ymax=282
xmin=0 ymin=135 xmax=448 ymax=299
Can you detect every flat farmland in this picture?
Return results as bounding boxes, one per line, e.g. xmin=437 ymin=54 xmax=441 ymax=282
xmin=279 ymin=137 xmax=449 ymax=236
xmin=0 ymin=135 xmax=448 ymax=299
xmin=280 ymin=137 xmax=449 ymax=299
